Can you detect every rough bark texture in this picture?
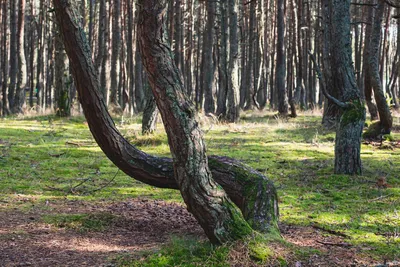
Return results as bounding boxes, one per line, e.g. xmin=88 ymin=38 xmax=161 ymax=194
xmin=331 ymin=0 xmax=366 ymax=175
xmin=52 ymin=0 xmax=279 ymax=243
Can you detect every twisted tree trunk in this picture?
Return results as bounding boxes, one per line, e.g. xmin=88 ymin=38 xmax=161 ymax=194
xmin=53 ymin=0 xmax=279 ymax=244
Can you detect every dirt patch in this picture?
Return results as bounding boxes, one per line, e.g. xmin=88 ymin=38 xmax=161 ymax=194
xmin=0 ymin=198 xmax=387 ymax=266
xmin=0 ymin=199 xmax=203 ymax=266
xmin=280 ymin=224 xmax=381 ymax=267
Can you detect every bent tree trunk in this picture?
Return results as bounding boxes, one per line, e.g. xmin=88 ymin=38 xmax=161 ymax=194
xmin=330 ymin=0 xmax=366 ymax=175
xmin=138 ymin=0 xmax=254 ymax=244
xmin=52 ymin=0 xmax=279 ymax=244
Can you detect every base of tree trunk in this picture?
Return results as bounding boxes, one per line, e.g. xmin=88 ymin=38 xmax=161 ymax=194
xmin=362 ymin=121 xmax=392 ymax=140
xmin=366 ymin=100 xmax=379 ymax=121
xmin=334 ymin=102 xmax=365 ymax=175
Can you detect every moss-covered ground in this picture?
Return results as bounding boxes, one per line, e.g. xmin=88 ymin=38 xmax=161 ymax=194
xmin=0 ymin=111 xmax=399 ymax=266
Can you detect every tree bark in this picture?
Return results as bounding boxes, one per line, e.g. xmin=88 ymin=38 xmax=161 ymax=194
xmin=321 ymin=0 xmax=340 ymax=128
xmin=52 ymin=0 xmax=279 ymax=243
xmin=142 ymin=86 xmax=158 ymax=135
xmin=276 ymin=0 xmax=288 ymax=115
xmin=369 ymin=0 xmax=393 ymax=134
xmin=54 ymin=28 xmax=70 ymax=117
xmin=8 ymin=0 xmax=18 ymax=111
xmin=138 ymin=0 xmax=255 ymax=244
xmin=202 ymin=0 xmax=216 ymax=114
xmin=109 ymin=0 xmax=121 ymax=107
xmin=1 ymin=0 xmax=9 ymax=116
xmin=331 ymin=0 xmax=366 ymax=175
xmin=226 ymin=0 xmax=240 ymax=123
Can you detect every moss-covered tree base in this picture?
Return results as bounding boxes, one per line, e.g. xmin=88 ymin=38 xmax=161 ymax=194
xmin=363 ymin=121 xmax=391 ymax=139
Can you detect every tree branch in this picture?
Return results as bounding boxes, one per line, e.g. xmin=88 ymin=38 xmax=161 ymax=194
xmin=307 ymin=50 xmax=351 ymax=109
xmin=385 ymin=0 xmax=400 ymax=8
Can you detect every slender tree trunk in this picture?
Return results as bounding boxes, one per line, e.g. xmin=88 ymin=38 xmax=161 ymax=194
xmin=8 ymin=0 xmax=18 ymax=111
xmin=216 ymin=1 xmax=228 ymax=118
xmin=226 ymin=0 xmax=240 ymax=122
xmin=142 ymin=87 xmax=158 ymax=135
xmin=126 ymin=0 xmax=135 ymax=114
xmin=363 ymin=4 xmax=379 ymax=120
xmin=134 ymin=42 xmax=144 ymax=112
xmin=244 ymin=1 xmax=255 ymax=110
xmin=35 ymin=0 xmax=45 ymax=112
xmin=1 ymin=0 xmax=9 ymax=116
xmin=321 ymin=0 xmax=339 ymax=128
xmin=203 ymin=0 xmax=216 ymax=114
xmin=369 ymin=0 xmax=393 ymax=134
xmin=276 ymin=0 xmax=288 ymax=115
xmin=54 ymin=28 xmax=70 ymax=116
xmin=109 ymin=0 xmax=121 ymax=107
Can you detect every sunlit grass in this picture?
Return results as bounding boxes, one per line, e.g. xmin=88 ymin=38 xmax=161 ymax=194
xmin=1 ymin=111 xmax=400 ymax=263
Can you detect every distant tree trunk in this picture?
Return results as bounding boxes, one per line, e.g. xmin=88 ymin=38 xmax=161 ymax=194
xmin=244 ymin=1 xmax=255 ymax=110
xmin=54 ymin=30 xmax=70 ymax=117
xmin=35 ymin=0 xmax=45 ymax=111
xmin=226 ymin=0 xmax=240 ymax=122
xmin=142 ymin=86 xmax=158 ymax=135
xmin=8 ymin=0 xmax=17 ymax=111
xmin=276 ymin=0 xmax=288 ymax=115
xmin=134 ymin=43 xmax=144 ymax=112
xmin=363 ymin=4 xmax=379 ymax=121
xmin=216 ymin=1 xmax=228 ymax=118
xmin=88 ymin=0 xmax=94 ymax=47
xmin=109 ymin=0 xmax=121 ymax=107
xmin=1 ymin=0 xmax=9 ymax=116
xmin=28 ymin=0 xmax=35 ymax=109
xmin=321 ymin=0 xmax=339 ymax=128
xmin=369 ymin=0 xmax=393 ymax=134
xmin=330 ymin=0 xmax=365 ymax=175
xmin=53 ymin=0 xmax=279 ymax=244
xmin=203 ymin=0 xmax=216 ymax=114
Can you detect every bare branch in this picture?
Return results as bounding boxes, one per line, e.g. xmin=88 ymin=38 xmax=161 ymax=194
xmin=385 ymin=0 xmax=400 ymax=8
xmin=307 ymin=50 xmax=351 ymax=109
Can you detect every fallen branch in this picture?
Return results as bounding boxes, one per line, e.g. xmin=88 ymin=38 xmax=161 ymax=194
xmin=311 ymin=223 xmax=350 ymax=238
xmin=85 ymin=170 xmax=119 ymax=194
xmin=368 ymin=194 xmax=393 ymax=203
xmin=65 ymin=141 xmax=81 ymax=147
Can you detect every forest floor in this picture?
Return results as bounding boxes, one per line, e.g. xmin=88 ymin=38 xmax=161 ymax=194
xmin=0 ymin=110 xmax=399 ymax=266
